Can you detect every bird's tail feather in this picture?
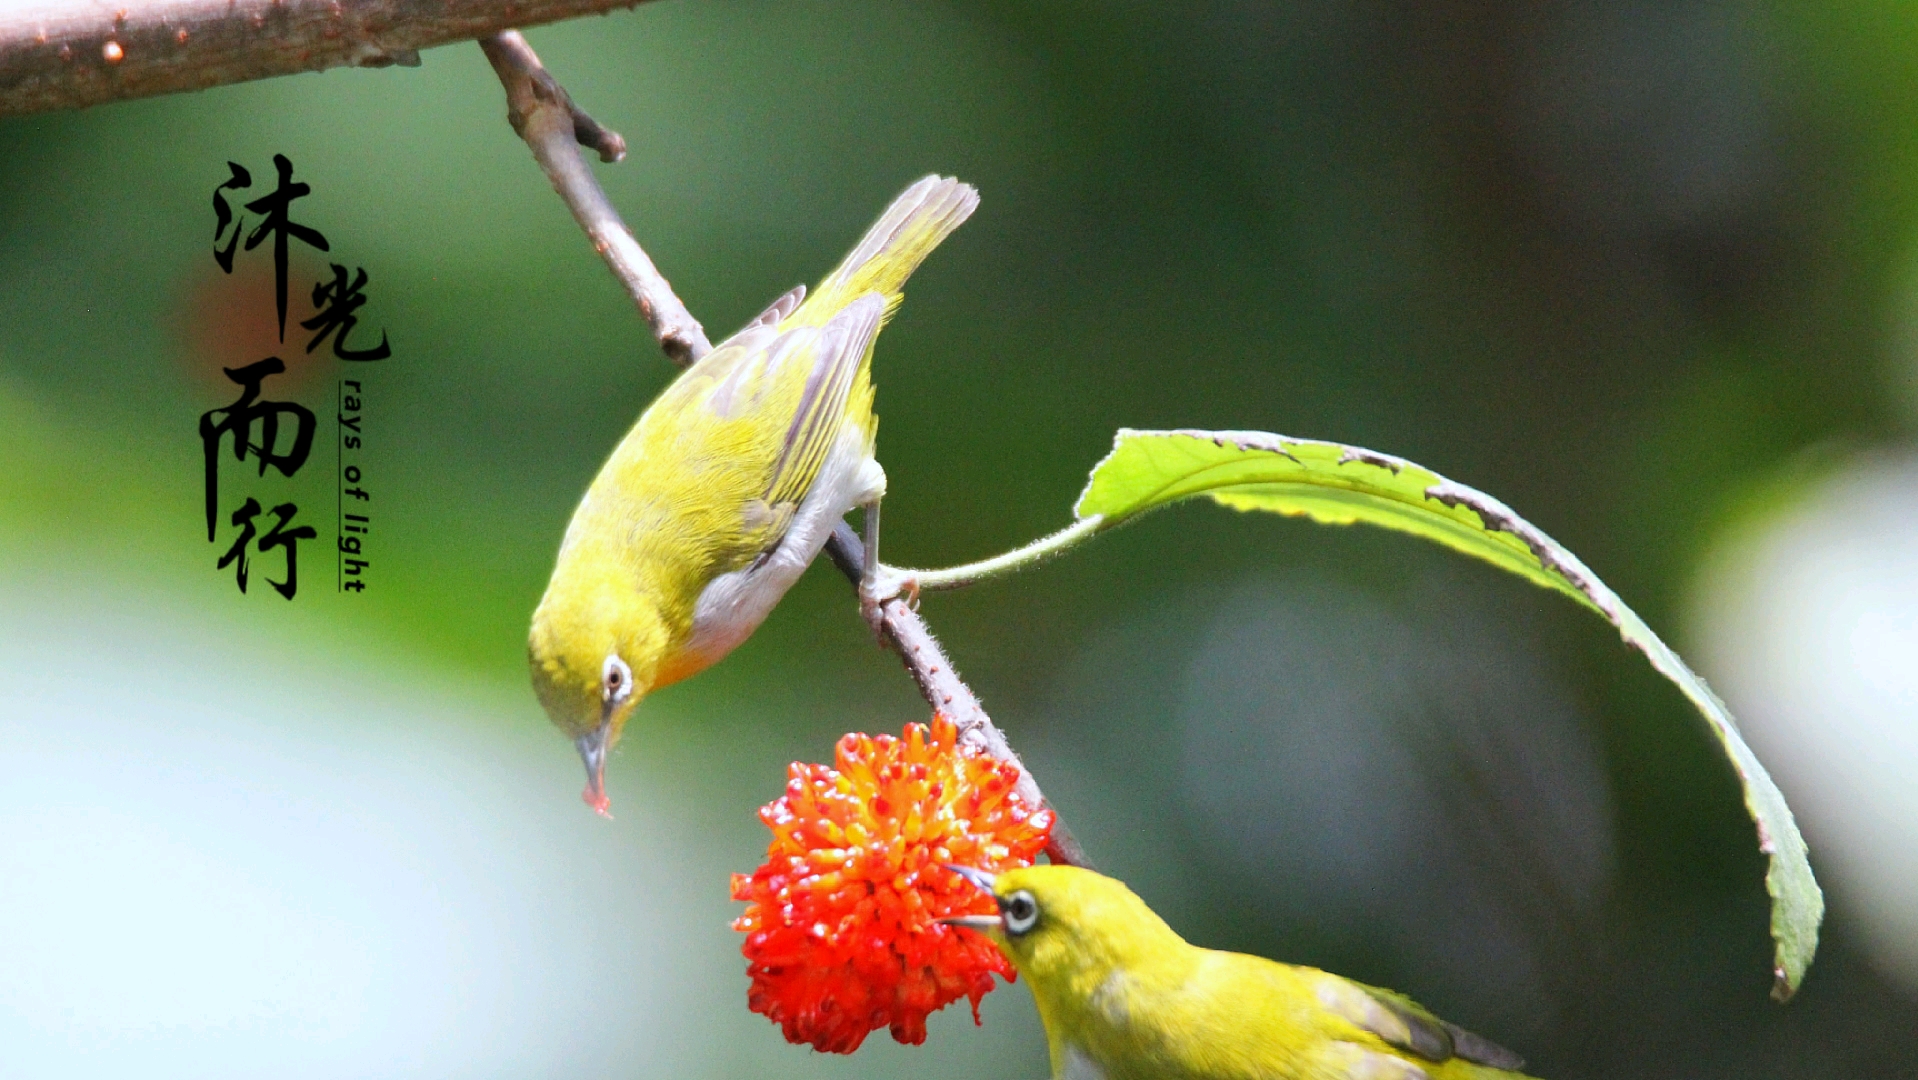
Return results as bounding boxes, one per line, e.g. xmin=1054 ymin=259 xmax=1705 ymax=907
xmin=810 ymin=176 xmax=978 ymax=311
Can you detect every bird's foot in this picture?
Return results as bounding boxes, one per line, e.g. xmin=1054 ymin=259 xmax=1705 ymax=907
xmin=859 ymin=564 xmax=920 ymax=636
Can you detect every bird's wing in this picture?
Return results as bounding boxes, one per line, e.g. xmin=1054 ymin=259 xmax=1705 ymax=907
xmin=760 ymin=292 xmax=884 ymax=510
xmin=1317 ymin=979 xmax=1453 ymax=1062
xmin=1434 ymin=1020 xmax=1528 ymax=1073
xmin=745 ymin=284 xmax=806 ymax=331
xmin=1317 ymin=976 xmax=1527 ymax=1073
xmin=642 ymin=290 xmax=883 ymax=565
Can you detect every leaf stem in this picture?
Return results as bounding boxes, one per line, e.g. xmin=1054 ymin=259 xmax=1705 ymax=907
xmin=889 ymin=515 xmax=1106 ymax=592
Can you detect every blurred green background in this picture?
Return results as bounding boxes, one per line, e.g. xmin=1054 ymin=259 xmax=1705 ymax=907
xmin=4 ymin=0 xmax=1918 ymax=1076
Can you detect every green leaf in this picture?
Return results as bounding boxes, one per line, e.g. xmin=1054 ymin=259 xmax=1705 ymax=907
xmin=1076 ymin=428 xmax=1823 ymax=999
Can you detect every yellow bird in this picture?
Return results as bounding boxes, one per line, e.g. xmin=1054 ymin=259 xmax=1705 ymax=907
xmin=529 ymin=176 xmax=978 ymax=814
xmin=944 ymin=865 xmax=1539 ymax=1080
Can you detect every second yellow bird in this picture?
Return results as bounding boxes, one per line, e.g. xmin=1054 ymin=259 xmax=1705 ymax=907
xmin=946 ymin=865 xmax=1540 ymax=1080
xmin=529 ymin=176 xmax=978 ymax=813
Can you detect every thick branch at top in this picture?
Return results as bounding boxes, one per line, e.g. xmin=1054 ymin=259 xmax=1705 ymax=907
xmin=0 ymin=0 xmax=664 ymax=116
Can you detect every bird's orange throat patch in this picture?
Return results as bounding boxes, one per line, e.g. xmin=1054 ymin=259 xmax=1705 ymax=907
xmin=650 ymin=645 xmax=718 ymax=691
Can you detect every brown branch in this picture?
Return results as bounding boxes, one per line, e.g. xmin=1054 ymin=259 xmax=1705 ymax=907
xmin=480 ymin=30 xmax=708 ymax=366
xmin=0 ymin=0 xmax=664 ymax=118
xmin=482 ymin=32 xmax=1090 ymax=869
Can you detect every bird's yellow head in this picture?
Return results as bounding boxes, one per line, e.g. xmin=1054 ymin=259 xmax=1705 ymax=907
xmin=527 ymin=578 xmax=670 ymax=817
xmin=942 ymin=864 xmax=1186 ymax=987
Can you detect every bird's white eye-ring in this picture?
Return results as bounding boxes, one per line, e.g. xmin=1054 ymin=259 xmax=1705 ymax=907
xmin=602 ymin=653 xmax=633 ymax=704
xmin=1001 ymin=890 xmax=1039 ymax=936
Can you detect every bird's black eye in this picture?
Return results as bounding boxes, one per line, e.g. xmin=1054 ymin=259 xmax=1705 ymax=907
xmin=602 ymin=654 xmax=633 ymax=703
xmin=1001 ymin=890 xmax=1039 ymax=936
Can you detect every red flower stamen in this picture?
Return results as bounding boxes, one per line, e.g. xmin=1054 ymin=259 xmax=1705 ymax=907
xmin=731 ymin=714 xmax=1054 ymax=1053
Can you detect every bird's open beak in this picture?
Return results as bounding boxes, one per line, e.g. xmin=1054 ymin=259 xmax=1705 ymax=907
xmin=938 ymin=864 xmax=1002 ymax=931
xmin=944 ymin=863 xmax=997 ymax=893
xmin=577 ymin=719 xmax=613 ymax=818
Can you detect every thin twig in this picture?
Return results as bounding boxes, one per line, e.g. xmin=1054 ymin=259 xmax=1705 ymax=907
xmin=480 ymin=31 xmax=707 ymax=365
xmin=0 ymin=0 xmax=668 ymax=117
xmin=482 ymin=32 xmax=1090 ymax=869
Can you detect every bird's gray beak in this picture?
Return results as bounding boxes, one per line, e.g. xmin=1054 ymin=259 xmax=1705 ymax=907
xmin=944 ymin=864 xmax=998 ymax=893
xmin=938 ymin=864 xmax=1002 ymax=931
xmin=577 ymin=719 xmax=613 ymax=818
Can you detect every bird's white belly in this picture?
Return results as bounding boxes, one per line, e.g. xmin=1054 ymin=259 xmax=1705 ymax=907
xmin=1061 ymin=1045 xmax=1109 ymax=1080
xmin=682 ymin=424 xmax=884 ymax=669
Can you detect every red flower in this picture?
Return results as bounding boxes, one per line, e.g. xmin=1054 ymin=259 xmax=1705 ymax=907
xmin=731 ymin=714 xmax=1054 ymax=1053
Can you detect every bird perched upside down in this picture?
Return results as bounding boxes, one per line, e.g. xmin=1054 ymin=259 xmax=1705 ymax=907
xmin=945 ymin=865 xmax=1539 ymax=1080
xmin=529 ymin=176 xmax=978 ymax=814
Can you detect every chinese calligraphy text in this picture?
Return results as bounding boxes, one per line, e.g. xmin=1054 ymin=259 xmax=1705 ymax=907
xmin=199 ymin=358 xmax=316 ymax=597
xmin=205 ymin=153 xmax=393 ymax=600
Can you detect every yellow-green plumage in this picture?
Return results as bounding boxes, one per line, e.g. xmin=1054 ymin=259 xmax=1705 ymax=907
xmin=968 ymin=866 xmax=1539 ymax=1080
xmin=528 ymin=177 xmax=978 ymax=810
